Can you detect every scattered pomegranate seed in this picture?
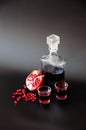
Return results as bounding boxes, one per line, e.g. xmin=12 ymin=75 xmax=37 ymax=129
xmin=17 ymin=89 xmax=22 ymax=92
xmin=16 ymin=96 xmax=21 ymax=101
xmin=12 ymin=95 xmax=15 ymax=99
xmin=14 ymin=101 xmax=18 ymax=104
xmin=12 ymin=84 xmax=37 ymax=105
xmin=23 ymin=84 xmax=27 ymax=89
xmin=25 ymin=98 xmax=31 ymax=101
xmin=22 ymin=94 xmax=26 ymax=98
xmin=32 ymin=96 xmax=37 ymax=102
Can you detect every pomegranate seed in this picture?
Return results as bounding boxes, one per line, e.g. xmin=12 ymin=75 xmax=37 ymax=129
xmin=22 ymin=94 xmax=26 ymax=98
xmin=35 ymin=77 xmax=40 ymax=86
xmin=16 ymin=98 xmax=20 ymax=102
xmin=31 ymin=93 xmax=34 ymax=96
xmin=19 ymin=97 xmax=21 ymax=99
xmin=17 ymin=89 xmax=22 ymax=92
xmin=25 ymin=98 xmax=31 ymax=101
xmin=32 ymin=97 xmax=37 ymax=102
xmin=17 ymin=96 xmax=21 ymax=100
xmin=17 ymin=92 xmax=22 ymax=95
xmin=27 ymin=92 xmax=32 ymax=96
xmin=14 ymin=101 xmax=18 ymax=104
xmin=23 ymin=84 xmax=26 ymax=89
xmin=12 ymin=95 xmax=15 ymax=99
xmin=22 ymin=89 xmax=26 ymax=94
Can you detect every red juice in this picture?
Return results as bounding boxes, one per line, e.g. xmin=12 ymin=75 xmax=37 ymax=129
xmin=42 ymin=65 xmax=65 ymax=88
xmin=39 ymin=95 xmax=50 ymax=104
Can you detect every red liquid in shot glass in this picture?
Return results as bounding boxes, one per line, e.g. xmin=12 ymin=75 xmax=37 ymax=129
xmin=38 ymin=86 xmax=51 ymax=104
xmin=55 ymin=80 xmax=68 ymax=100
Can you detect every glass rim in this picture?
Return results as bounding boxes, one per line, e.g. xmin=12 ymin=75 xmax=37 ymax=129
xmin=38 ymin=85 xmax=51 ymax=93
xmin=55 ymin=81 xmax=68 ymax=88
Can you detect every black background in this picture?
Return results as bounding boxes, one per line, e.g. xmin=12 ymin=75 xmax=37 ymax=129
xmin=0 ymin=0 xmax=86 ymax=130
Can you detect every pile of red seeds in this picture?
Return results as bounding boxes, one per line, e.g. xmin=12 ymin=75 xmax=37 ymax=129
xmin=12 ymin=84 xmax=37 ymax=104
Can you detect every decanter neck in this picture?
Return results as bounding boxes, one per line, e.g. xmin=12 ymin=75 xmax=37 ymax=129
xmin=49 ymin=49 xmax=58 ymax=56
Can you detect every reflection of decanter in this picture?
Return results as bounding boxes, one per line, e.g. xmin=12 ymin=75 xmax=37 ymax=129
xmin=41 ymin=34 xmax=66 ymax=87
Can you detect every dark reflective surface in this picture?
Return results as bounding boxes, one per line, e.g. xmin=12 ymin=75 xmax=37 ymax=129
xmin=0 ymin=71 xmax=86 ymax=130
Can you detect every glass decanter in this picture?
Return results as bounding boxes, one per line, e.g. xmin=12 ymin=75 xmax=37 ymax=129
xmin=41 ymin=34 xmax=66 ymax=88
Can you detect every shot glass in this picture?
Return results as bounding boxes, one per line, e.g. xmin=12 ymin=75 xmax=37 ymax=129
xmin=38 ymin=85 xmax=51 ymax=104
xmin=55 ymin=80 xmax=68 ymax=100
